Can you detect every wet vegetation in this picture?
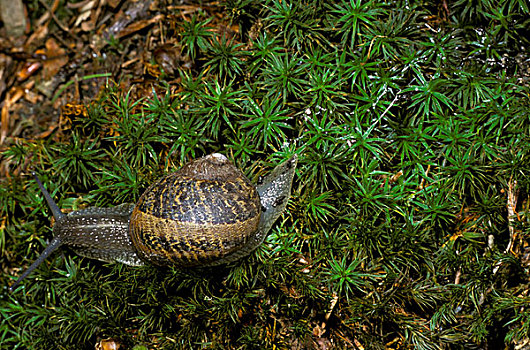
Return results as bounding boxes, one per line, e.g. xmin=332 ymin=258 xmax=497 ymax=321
xmin=1 ymin=0 xmax=529 ymax=348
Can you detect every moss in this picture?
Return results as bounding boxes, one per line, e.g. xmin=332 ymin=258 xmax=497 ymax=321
xmin=1 ymin=0 xmax=530 ymax=348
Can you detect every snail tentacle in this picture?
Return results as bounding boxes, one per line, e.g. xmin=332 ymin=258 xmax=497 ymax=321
xmin=10 ymin=174 xmax=68 ymax=292
xmin=33 ymin=172 xmax=65 ymax=221
xmin=9 ymin=237 xmax=63 ymax=292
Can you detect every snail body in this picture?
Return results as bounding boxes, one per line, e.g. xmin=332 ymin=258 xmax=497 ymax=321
xmin=10 ymin=153 xmax=297 ymax=291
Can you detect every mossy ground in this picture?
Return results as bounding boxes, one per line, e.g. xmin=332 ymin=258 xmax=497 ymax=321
xmin=1 ymin=0 xmax=530 ymax=349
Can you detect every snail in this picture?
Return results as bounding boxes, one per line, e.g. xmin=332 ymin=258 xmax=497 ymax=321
xmin=10 ymin=153 xmax=297 ymax=291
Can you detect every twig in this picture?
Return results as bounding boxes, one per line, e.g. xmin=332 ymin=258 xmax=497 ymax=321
xmin=379 ymin=93 xmax=399 ymax=120
xmin=505 ymin=177 xmax=518 ymax=254
xmin=492 ymin=177 xmax=518 ymax=275
xmin=38 ymin=0 xmax=81 ymax=43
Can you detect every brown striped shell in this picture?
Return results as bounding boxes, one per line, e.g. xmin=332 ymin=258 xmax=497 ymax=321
xmin=129 ymin=153 xmax=261 ymax=266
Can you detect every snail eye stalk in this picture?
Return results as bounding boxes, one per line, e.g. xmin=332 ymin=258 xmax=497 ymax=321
xmin=10 ymin=173 xmax=66 ymax=293
xmin=32 ymin=172 xmax=65 ymax=221
xmin=9 ymin=238 xmax=63 ymax=293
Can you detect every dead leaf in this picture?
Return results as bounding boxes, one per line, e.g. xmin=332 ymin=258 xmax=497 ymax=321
xmin=16 ymin=61 xmax=41 ymax=81
xmin=42 ymin=38 xmax=68 ymax=79
xmin=116 ymin=14 xmax=164 ymax=39
xmin=74 ymin=0 xmax=95 ymax=27
xmin=0 ymin=94 xmax=9 ymax=144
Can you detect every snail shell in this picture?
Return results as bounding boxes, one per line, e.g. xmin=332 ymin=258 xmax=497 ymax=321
xmin=130 ymin=153 xmax=262 ymax=266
